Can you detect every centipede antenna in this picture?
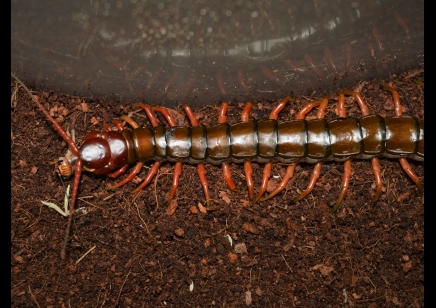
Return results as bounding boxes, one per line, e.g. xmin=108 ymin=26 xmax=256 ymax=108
xmin=11 ymin=73 xmax=80 ymax=156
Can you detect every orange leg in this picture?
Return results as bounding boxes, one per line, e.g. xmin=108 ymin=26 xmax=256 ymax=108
xmin=153 ymin=107 xmax=185 ymax=205
xmin=244 ymin=161 xmax=254 ymax=200
xmin=259 ymin=163 xmax=296 ymax=203
xmin=332 ymin=91 xmax=352 ymax=211
xmin=181 ymin=104 xmax=211 ymax=206
xmin=197 ymin=164 xmax=211 ymax=206
xmin=253 ymin=97 xmax=295 ymax=202
xmin=268 ymin=96 xmax=293 ymax=120
xmin=371 ymin=158 xmax=383 ymax=203
xmin=293 ymin=163 xmax=322 ymax=203
xmin=218 ymin=102 xmax=229 ymax=124
xmin=138 ymin=103 xmax=160 ymax=127
xmin=152 ymin=106 xmax=177 ymax=126
xmin=399 ymin=158 xmax=423 ymax=195
xmin=131 ymin=161 xmax=161 ymax=194
xmin=104 ymin=123 xmax=112 ymax=131
xmin=166 ymin=162 xmax=183 ymax=206
xmin=217 ymin=102 xmax=238 ymax=192
xmin=119 ymin=115 xmax=140 ymax=129
xmin=293 ymin=96 xmax=329 ymax=202
xmin=241 ymin=102 xmax=255 ymax=199
xmin=223 ymin=163 xmax=238 ymax=192
xmin=343 ymin=90 xmax=385 ymax=203
xmin=108 ymin=162 xmax=144 ymax=190
xmin=113 ymin=119 xmax=125 ymax=131
xmin=253 ymin=162 xmax=273 ymax=203
xmin=332 ymin=160 xmax=352 ymax=213
xmin=107 ymin=164 xmax=129 ymax=179
xmin=382 ymin=85 xmax=423 ymax=195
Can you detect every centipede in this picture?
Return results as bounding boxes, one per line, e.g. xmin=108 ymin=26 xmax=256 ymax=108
xmin=11 ymin=73 xmax=423 ymax=258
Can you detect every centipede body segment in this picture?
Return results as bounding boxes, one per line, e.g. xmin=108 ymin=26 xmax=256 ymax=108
xmin=11 ymin=73 xmax=423 ymax=258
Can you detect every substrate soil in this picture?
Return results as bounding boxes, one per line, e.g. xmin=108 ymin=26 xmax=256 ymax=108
xmin=11 ymin=69 xmax=424 ymax=307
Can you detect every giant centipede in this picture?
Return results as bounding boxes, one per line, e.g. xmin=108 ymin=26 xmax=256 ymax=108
xmin=11 ymin=73 xmax=423 ymax=258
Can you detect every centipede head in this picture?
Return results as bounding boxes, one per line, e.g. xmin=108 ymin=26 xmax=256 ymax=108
xmin=56 ymin=151 xmax=78 ymax=178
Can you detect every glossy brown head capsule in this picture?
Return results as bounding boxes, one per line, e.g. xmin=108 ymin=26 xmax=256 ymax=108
xmin=79 ymin=138 xmax=111 ymax=170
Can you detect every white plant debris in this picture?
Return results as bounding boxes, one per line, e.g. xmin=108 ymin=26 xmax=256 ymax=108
xmin=225 ymin=234 xmax=233 ymax=247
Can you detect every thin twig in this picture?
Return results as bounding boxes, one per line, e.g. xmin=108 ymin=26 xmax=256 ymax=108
xmin=281 ymin=254 xmax=294 ymax=273
xmin=133 ymin=201 xmax=152 ymax=238
xmin=115 ymin=270 xmax=131 ymax=306
xmin=28 ymin=285 xmax=41 ymax=308
xmin=75 ymin=245 xmax=96 ymax=264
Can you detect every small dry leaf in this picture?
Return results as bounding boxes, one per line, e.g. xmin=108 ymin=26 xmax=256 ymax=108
xmin=49 ymin=106 xmax=57 ymax=117
xmin=402 ymin=261 xmax=413 ymax=272
xmin=240 ymin=199 xmax=250 ymax=207
xmin=234 ymin=243 xmax=248 ymax=254
xmin=397 ymin=192 xmax=410 ymax=202
xmin=352 ymin=293 xmax=361 ymax=300
xmin=58 ymin=106 xmax=69 ymax=116
xmin=79 ymin=102 xmax=89 ymax=112
xmin=245 ymin=290 xmax=252 ymax=306
xmin=166 ymin=199 xmax=178 ymax=215
xmin=227 ymin=252 xmax=238 ymax=264
xmin=312 ymin=264 xmax=334 ymax=276
xmin=90 ymin=117 xmax=99 ymax=125
xmin=219 ymin=191 xmax=231 ymax=204
xmin=174 ymin=228 xmax=184 ymax=236
xmin=255 ymin=286 xmax=262 ymax=296
xmin=243 ymin=222 xmax=259 ymax=235
xmin=392 ymin=297 xmax=400 ymax=305
xmin=198 ymin=202 xmax=207 ymax=213
xmin=204 ymin=238 xmax=211 ymax=248
xmin=30 ymin=166 xmax=38 ymax=174
xmin=14 ymin=256 xmax=24 ymax=263
xmin=190 ymin=206 xmax=199 ymax=214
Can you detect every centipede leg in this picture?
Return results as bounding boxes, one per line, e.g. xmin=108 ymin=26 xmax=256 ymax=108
xmin=182 ymin=104 xmax=211 ymax=206
xmin=153 ymin=107 xmax=184 ymax=204
xmin=241 ymin=102 xmax=255 ymax=199
xmin=119 ymin=115 xmax=140 ymax=129
xmin=372 ymin=158 xmax=383 ymax=203
xmin=218 ymin=102 xmax=238 ymax=192
xmin=332 ymin=91 xmax=352 ymax=212
xmin=131 ymin=161 xmax=161 ymax=194
xmin=383 ymin=85 xmax=423 ymax=195
xmin=293 ymin=97 xmax=329 ymax=203
xmin=332 ymin=160 xmax=352 ymax=213
xmin=138 ymin=103 xmax=160 ymax=127
xmin=343 ymin=90 xmax=384 ymax=203
xmin=108 ymin=162 xmax=144 ymax=190
xmin=253 ymin=97 xmax=293 ymax=203
xmin=399 ymin=158 xmax=423 ymax=195
xmin=166 ymin=162 xmax=183 ymax=206
xmin=113 ymin=119 xmax=125 ymax=131
xmin=197 ymin=164 xmax=211 ymax=206
xmin=293 ymin=163 xmax=322 ymax=203
xmin=107 ymin=164 xmax=129 ymax=179
xmin=259 ymin=163 xmax=296 ymax=202
xmin=223 ymin=163 xmax=238 ymax=192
